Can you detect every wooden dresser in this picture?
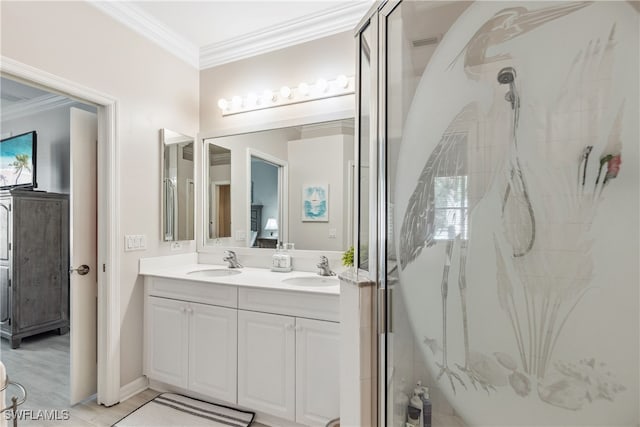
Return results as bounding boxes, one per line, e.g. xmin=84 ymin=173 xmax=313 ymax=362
xmin=0 ymin=190 xmax=69 ymax=348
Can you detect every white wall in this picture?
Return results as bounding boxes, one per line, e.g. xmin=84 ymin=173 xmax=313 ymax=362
xmin=1 ymin=1 xmax=199 ymax=386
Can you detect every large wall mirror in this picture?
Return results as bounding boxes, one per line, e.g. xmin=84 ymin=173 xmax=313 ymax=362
xmin=161 ymin=129 xmax=194 ymax=241
xmin=204 ymin=118 xmax=354 ymax=251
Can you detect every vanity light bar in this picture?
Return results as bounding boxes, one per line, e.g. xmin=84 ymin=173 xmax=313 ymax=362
xmin=217 ymin=75 xmax=354 ymax=116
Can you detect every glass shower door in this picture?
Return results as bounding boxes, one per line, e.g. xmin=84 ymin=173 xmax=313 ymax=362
xmin=383 ymin=2 xmax=471 ymax=425
xmin=378 ymin=1 xmax=639 ymax=426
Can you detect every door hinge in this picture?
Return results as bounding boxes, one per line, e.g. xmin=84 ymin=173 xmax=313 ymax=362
xmin=8 ymin=278 xmax=11 ymax=287
xmin=7 ymin=243 xmax=10 ymax=251
xmin=103 ymin=264 xmax=106 ymax=273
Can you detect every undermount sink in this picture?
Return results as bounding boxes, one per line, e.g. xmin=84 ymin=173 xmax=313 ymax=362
xmin=282 ymin=276 xmax=339 ymax=287
xmin=186 ymin=269 xmax=242 ymax=278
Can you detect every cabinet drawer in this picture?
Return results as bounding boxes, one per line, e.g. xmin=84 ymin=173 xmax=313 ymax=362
xmin=238 ymin=288 xmax=339 ymax=322
xmin=146 ymin=277 xmax=237 ymax=308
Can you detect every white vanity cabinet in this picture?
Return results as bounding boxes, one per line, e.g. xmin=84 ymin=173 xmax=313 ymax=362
xmin=237 ymin=288 xmax=340 ymax=426
xmin=237 ymin=310 xmax=296 ymax=420
xmin=143 ymin=274 xmax=340 ymax=427
xmin=144 ymin=278 xmax=238 ymax=404
xmin=295 ymin=318 xmax=340 ymax=426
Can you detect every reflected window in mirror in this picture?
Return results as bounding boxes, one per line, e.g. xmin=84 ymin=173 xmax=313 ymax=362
xmin=203 ymin=118 xmax=354 ymax=251
xmin=208 ymin=144 xmax=232 ymax=240
xmin=161 ymin=129 xmax=194 ymax=241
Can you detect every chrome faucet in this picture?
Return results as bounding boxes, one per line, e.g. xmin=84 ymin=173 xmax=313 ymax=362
xmin=223 ymin=250 xmax=242 ymax=268
xmin=317 ymin=256 xmax=335 ymax=276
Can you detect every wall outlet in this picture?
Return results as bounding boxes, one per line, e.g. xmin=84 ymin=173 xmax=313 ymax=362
xmin=170 ymin=241 xmax=183 ymax=251
xmin=328 ymin=228 xmax=337 ymax=239
xmin=124 ymin=234 xmax=146 ymax=251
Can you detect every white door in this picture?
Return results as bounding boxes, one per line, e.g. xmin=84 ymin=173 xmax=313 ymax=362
xmin=69 ymin=107 xmax=98 ymax=405
xmin=145 ymin=296 xmax=189 ymax=388
xmin=295 ymin=318 xmax=340 ymax=426
xmin=188 ymin=302 xmax=237 ymax=402
xmin=238 ymin=310 xmax=295 ymax=421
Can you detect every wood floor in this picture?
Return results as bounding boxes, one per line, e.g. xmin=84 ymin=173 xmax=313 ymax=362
xmin=0 ymin=332 xmax=269 ymax=426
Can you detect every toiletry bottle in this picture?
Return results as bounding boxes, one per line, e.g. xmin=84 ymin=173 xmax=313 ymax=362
xmin=281 ymin=243 xmax=291 ymax=271
xmin=417 ymin=382 xmax=432 ymax=427
xmin=272 ymin=243 xmax=282 ymax=270
xmin=408 ymin=389 xmax=423 ymax=427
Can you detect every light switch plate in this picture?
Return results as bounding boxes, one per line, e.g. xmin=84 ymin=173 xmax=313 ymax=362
xmin=236 ymin=230 xmax=246 ymax=241
xmin=124 ymin=234 xmax=146 ymax=251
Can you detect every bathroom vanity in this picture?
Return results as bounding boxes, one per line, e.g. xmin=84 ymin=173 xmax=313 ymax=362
xmin=140 ymin=259 xmax=340 ymax=427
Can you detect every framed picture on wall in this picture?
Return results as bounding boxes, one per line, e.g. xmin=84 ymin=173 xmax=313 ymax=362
xmin=302 ymin=184 xmax=328 ymax=222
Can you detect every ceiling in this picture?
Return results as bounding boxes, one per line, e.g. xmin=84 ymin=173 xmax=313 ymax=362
xmin=89 ymin=0 xmax=373 ymax=69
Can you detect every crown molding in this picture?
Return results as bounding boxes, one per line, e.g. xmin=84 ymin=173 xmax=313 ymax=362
xmin=299 ymin=118 xmax=355 ymax=138
xmin=87 ymin=1 xmax=200 ymax=69
xmin=200 ymin=2 xmax=371 ymax=69
xmin=1 ymin=94 xmax=77 ymax=122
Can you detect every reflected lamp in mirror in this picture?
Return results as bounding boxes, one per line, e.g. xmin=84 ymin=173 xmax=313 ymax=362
xmin=161 ymin=129 xmax=194 ymax=242
xmin=265 ymin=218 xmax=278 ymax=237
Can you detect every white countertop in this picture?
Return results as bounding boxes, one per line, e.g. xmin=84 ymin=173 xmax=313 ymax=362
xmin=139 ymin=262 xmax=340 ymax=296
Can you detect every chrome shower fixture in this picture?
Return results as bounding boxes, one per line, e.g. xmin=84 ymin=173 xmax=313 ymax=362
xmin=497 ymin=67 xmax=519 ymax=110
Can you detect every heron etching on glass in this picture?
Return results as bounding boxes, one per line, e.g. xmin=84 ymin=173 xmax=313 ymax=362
xmin=397 ymin=2 xmax=592 ymax=394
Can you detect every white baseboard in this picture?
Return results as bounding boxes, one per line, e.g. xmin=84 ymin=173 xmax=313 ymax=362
xmin=119 ymin=376 xmax=149 ymax=402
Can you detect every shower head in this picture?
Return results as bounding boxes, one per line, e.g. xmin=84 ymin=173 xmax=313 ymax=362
xmin=497 ymin=67 xmax=516 ymax=85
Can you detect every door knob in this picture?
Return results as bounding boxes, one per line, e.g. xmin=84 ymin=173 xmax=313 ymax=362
xmin=70 ymin=264 xmax=90 ymax=275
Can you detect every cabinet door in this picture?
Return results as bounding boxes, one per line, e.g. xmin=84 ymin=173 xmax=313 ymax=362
xmin=296 ymin=318 xmax=340 ymax=426
xmin=146 ymin=296 xmax=188 ymax=387
xmin=238 ymin=310 xmax=295 ymax=421
xmin=188 ymin=302 xmax=237 ymax=402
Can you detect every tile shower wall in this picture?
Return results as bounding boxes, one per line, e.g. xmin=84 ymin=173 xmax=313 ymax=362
xmin=380 ymin=1 xmax=639 ymax=426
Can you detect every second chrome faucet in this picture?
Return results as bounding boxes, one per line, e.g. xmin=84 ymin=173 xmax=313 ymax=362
xmin=317 ymin=256 xmax=335 ymax=276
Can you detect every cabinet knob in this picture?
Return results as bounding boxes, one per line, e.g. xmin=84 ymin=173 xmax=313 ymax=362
xmin=285 ymin=323 xmax=294 ymax=330
xmin=180 ymin=307 xmax=186 ymax=313
xmin=187 ymin=308 xmax=193 ymax=314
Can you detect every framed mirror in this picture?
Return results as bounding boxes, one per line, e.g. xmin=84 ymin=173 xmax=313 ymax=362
xmin=203 ymin=118 xmax=354 ymax=251
xmin=161 ymin=129 xmax=194 ymax=241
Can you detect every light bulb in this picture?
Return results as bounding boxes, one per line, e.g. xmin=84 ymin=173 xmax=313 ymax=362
xmin=336 ymin=74 xmax=348 ymax=89
xmin=246 ymin=92 xmax=258 ymax=107
xmin=231 ymin=96 xmax=242 ymax=108
xmin=298 ymin=82 xmax=310 ymax=96
xmin=263 ymin=89 xmax=275 ymax=103
xmin=316 ymin=78 xmax=328 ymax=93
xmin=217 ymin=98 xmax=228 ymax=110
xmin=280 ymin=86 xmax=292 ymax=99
